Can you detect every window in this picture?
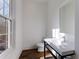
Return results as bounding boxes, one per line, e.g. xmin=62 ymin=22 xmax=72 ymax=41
xmin=0 ymin=0 xmax=11 ymax=54
xmin=0 ymin=0 xmax=9 ymax=17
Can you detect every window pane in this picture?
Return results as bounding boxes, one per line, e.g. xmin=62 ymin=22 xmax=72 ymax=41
xmin=0 ymin=17 xmax=8 ymax=53
xmin=0 ymin=0 xmax=9 ymax=17
xmin=0 ymin=9 xmax=3 ymax=15
xmin=3 ymin=0 xmax=9 ymax=17
xmin=0 ymin=0 xmax=3 ymax=15
xmin=0 ymin=0 xmax=10 ymax=54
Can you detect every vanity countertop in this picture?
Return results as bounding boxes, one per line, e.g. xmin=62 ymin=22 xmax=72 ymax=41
xmin=44 ymin=38 xmax=75 ymax=56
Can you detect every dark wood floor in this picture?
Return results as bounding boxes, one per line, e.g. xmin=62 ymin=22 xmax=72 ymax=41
xmin=19 ymin=49 xmax=52 ymax=59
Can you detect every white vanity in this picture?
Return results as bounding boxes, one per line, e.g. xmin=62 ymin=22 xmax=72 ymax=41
xmin=44 ymin=38 xmax=75 ymax=59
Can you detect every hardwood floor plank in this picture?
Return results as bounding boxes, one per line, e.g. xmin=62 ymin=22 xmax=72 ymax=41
xmin=19 ymin=49 xmax=52 ymax=59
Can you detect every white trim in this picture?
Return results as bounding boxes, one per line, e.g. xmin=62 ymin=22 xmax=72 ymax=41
xmin=8 ymin=20 xmax=10 ymax=48
xmin=0 ymin=14 xmax=12 ymax=21
xmin=9 ymin=0 xmax=16 ymax=19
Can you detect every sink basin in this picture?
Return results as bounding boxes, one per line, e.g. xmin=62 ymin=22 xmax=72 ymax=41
xmin=44 ymin=38 xmax=63 ymax=47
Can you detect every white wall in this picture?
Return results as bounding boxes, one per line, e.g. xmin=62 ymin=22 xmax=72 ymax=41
xmin=23 ymin=0 xmax=48 ymax=49
xmin=0 ymin=0 xmax=23 ymax=59
xmin=75 ymin=0 xmax=79 ymax=59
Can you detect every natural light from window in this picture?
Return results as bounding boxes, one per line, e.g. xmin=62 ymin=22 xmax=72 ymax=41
xmin=0 ymin=0 xmax=9 ymax=17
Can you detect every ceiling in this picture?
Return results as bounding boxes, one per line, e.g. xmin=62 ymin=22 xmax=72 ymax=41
xmin=32 ymin=0 xmax=48 ymax=2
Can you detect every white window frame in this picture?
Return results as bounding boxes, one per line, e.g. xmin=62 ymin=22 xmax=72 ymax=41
xmin=0 ymin=0 xmax=15 ymax=54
